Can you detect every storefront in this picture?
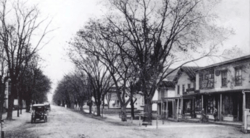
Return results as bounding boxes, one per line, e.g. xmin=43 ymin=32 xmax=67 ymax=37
xmin=200 ymin=91 xmax=243 ymax=121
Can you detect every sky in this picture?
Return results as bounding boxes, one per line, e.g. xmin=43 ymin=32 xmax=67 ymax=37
xmin=18 ymin=0 xmax=249 ymax=102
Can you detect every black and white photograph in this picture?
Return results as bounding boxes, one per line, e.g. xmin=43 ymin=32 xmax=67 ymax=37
xmin=0 ymin=0 xmax=249 ymax=138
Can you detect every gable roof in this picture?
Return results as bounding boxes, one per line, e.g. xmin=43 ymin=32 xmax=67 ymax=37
xmin=164 ymin=68 xmax=178 ymax=81
xmin=174 ymin=66 xmax=200 ymax=82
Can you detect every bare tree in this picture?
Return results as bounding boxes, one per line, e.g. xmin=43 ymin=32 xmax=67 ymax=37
xmin=69 ymin=53 xmax=113 ymax=116
xmin=0 ymin=37 xmax=8 ymax=120
xmin=0 ymin=0 xmax=52 ymax=119
xmin=64 ymin=71 xmax=89 ymax=111
xmin=96 ymin=0 xmax=231 ymax=122
xmin=70 ymin=23 xmax=138 ymax=121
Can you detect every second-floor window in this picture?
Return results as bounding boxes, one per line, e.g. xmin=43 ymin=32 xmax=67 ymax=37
xmin=182 ymin=84 xmax=185 ymax=93
xmin=200 ymin=70 xmax=214 ymax=89
xmin=235 ymin=67 xmax=242 ymax=86
xmin=221 ymin=70 xmax=227 ymax=87
xmin=177 ymin=85 xmax=180 ymax=95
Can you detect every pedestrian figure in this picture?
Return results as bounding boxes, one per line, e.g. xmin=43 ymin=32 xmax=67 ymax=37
xmin=213 ymin=107 xmax=218 ymax=121
xmin=200 ymin=108 xmax=208 ymax=122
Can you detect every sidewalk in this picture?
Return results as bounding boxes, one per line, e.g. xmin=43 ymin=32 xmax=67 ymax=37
xmin=1 ymin=109 xmax=31 ymax=131
xmin=80 ymin=108 xmax=242 ymax=129
xmin=182 ymin=118 xmax=242 ymax=127
xmin=103 ymin=113 xmax=242 ymax=129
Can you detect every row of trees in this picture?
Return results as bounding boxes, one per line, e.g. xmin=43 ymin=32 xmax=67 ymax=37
xmin=53 ymin=71 xmax=89 ymax=111
xmin=55 ymin=0 xmax=231 ymax=122
xmin=52 ymin=61 xmax=113 ymax=117
xmin=0 ymin=0 xmax=52 ymax=120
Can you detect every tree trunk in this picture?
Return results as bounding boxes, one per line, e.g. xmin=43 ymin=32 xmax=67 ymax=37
xmin=26 ymin=99 xmax=31 ymax=112
xmin=17 ymin=88 xmax=19 ymax=117
xmin=61 ymin=100 xmax=63 ymax=107
xmin=96 ymin=104 xmax=101 ymax=116
xmin=144 ymin=97 xmax=152 ymax=125
xmin=79 ymin=101 xmax=83 ymax=111
xmin=7 ymin=94 xmax=14 ymax=120
xmin=20 ymin=97 xmax=22 ymax=115
xmin=89 ymin=105 xmax=92 ymax=114
xmin=7 ymin=79 xmax=17 ymax=120
xmin=120 ymin=105 xmax=127 ymax=121
xmin=0 ymin=83 xmax=5 ymax=121
xmin=130 ymin=96 xmax=135 ymax=118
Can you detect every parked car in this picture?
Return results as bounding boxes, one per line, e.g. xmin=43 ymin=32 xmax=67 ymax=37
xmin=31 ymin=104 xmax=48 ymax=123
xmin=44 ymin=102 xmax=51 ymax=111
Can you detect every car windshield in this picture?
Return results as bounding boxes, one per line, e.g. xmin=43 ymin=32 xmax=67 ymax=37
xmin=33 ymin=106 xmax=44 ymax=111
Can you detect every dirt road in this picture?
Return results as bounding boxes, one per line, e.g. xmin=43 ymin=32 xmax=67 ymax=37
xmin=4 ymin=105 xmax=250 ymax=138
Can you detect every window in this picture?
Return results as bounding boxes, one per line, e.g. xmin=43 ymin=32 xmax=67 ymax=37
xmin=182 ymin=84 xmax=185 ymax=93
xmin=200 ymin=70 xmax=214 ymax=89
xmin=207 ymin=96 xmax=216 ymax=114
xmin=177 ymin=85 xmax=180 ymax=95
xmin=221 ymin=70 xmax=227 ymax=87
xmin=188 ymin=84 xmax=191 ymax=89
xmin=235 ymin=67 xmax=242 ymax=86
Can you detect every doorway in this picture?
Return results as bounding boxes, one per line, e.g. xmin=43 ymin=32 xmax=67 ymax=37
xmin=168 ymin=101 xmax=173 ymax=118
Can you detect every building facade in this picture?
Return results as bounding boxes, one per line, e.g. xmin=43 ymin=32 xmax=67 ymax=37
xmin=158 ymin=55 xmax=250 ymax=123
xmin=196 ymin=55 xmax=250 ymax=121
xmin=174 ymin=66 xmax=200 ymax=119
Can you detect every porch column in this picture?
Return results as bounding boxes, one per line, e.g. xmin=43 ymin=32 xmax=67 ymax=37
xmin=180 ymin=98 xmax=183 ymax=116
xmin=192 ymin=98 xmax=195 ymax=118
xmin=172 ymin=100 xmax=175 ymax=118
xmin=217 ymin=96 xmax=220 ymax=120
xmin=201 ymin=95 xmax=203 ymax=110
xmin=242 ymin=91 xmax=246 ymax=127
xmin=166 ymin=99 xmax=168 ymax=119
xmin=220 ymin=94 xmax=222 ymax=121
xmin=176 ymin=98 xmax=179 ymax=121
xmin=161 ymin=101 xmax=163 ymax=116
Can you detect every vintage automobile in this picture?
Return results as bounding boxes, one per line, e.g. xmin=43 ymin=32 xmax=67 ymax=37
xmin=31 ymin=104 xmax=48 ymax=123
xmin=44 ymin=102 xmax=51 ymax=111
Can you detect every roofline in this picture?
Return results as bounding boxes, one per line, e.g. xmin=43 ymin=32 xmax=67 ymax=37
xmin=199 ymin=54 xmax=250 ymax=70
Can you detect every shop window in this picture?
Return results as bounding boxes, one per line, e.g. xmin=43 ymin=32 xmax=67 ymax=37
xmin=207 ymin=96 xmax=215 ymax=114
xmin=184 ymin=100 xmax=191 ymax=113
xmin=223 ymin=95 xmax=233 ymax=115
xmin=235 ymin=67 xmax=242 ymax=86
xmin=195 ymin=98 xmax=202 ymax=112
xmin=246 ymin=93 xmax=250 ymax=109
xmin=221 ymin=70 xmax=227 ymax=87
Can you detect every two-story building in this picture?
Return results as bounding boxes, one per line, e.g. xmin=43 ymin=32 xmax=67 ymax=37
xmin=173 ymin=66 xmax=200 ymax=119
xmin=152 ymin=69 xmax=177 ymax=119
xmin=196 ymin=55 xmax=250 ymax=122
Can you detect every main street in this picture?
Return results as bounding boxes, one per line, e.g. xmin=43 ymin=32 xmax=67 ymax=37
xmin=4 ymin=105 xmax=250 ymax=138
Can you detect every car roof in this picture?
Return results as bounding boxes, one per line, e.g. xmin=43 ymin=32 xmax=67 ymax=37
xmin=32 ymin=104 xmax=45 ymax=107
